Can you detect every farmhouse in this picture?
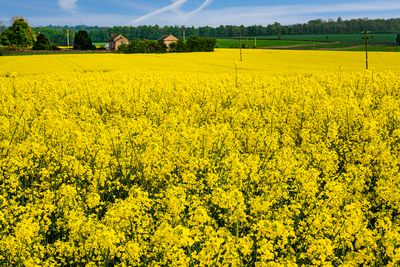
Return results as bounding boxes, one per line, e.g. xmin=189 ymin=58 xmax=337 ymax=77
xmin=108 ymin=34 xmax=129 ymax=50
xmin=160 ymin=35 xmax=179 ymax=47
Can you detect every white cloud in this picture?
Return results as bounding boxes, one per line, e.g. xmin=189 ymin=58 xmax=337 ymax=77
xmin=130 ymin=0 xmax=188 ymax=24
xmin=58 ymin=0 xmax=78 ymax=12
xmin=130 ymin=0 xmax=215 ymax=25
xmin=127 ymin=0 xmax=400 ymax=26
xmin=184 ymin=1 xmax=400 ymax=26
xmin=22 ymin=0 xmax=400 ymax=26
xmin=181 ymin=0 xmax=214 ymax=23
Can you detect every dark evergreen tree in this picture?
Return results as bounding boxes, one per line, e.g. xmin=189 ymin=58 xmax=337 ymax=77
xmin=32 ymin=33 xmax=52 ymax=50
xmin=396 ymin=34 xmax=400 ymax=46
xmin=73 ymin=30 xmax=93 ymax=50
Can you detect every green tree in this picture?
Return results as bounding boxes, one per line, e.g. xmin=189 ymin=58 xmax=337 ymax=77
xmin=396 ymin=34 xmax=400 ymax=46
xmin=0 ymin=21 xmax=6 ymax=34
xmin=0 ymin=17 xmax=36 ymax=47
xmin=0 ymin=33 xmax=9 ymax=46
xmin=73 ymin=30 xmax=93 ymax=50
xmin=32 ymin=33 xmax=51 ymax=50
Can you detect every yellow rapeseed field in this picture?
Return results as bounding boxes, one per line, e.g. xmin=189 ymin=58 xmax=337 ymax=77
xmin=1 ymin=49 xmax=400 ymax=266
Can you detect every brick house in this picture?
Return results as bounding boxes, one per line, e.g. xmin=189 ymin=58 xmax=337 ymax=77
xmin=108 ymin=34 xmax=129 ymax=50
xmin=160 ymin=35 xmax=179 ymax=47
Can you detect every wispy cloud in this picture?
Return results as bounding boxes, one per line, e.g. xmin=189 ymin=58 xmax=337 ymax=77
xmin=181 ymin=0 xmax=214 ymax=23
xmin=185 ymin=1 xmax=400 ymax=26
xmin=130 ymin=0 xmax=215 ymax=25
xmin=130 ymin=0 xmax=188 ymax=24
xmin=13 ymin=0 xmax=400 ymax=26
xmin=58 ymin=0 xmax=78 ymax=12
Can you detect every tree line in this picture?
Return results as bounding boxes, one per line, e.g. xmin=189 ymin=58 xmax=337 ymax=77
xmin=0 ymin=18 xmax=97 ymax=50
xmin=0 ymin=18 xmax=216 ymax=53
xmin=2 ymin=17 xmax=400 ymax=47
xmin=1 ymin=17 xmax=400 ymax=45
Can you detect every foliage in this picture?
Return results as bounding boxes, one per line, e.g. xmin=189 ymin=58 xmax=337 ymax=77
xmin=396 ymin=34 xmax=400 ymax=46
xmin=32 ymin=17 xmax=400 ymax=45
xmin=1 ymin=52 xmax=400 ymax=265
xmin=119 ymin=39 xmax=167 ymax=54
xmin=0 ymin=17 xmax=36 ymax=47
xmin=73 ymin=30 xmax=94 ymax=50
xmin=185 ymin=36 xmax=216 ymax=52
xmin=0 ymin=46 xmax=19 ymax=55
xmin=119 ymin=37 xmax=216 ymax=54
xmin=0 ymin=34 xmax=10 ymax=46
xmin=169 ymin=39 xmax=186 ymax=52
xmin=32 ymin=33 xmax=52 ymax=50
xmin=0 ymin=21 xmax=6 ymax=34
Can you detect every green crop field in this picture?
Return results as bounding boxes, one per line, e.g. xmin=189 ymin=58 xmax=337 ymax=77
xmin=348 ymin=45 xmax=400 ymax=52
xmin=217 ymin=34 xmax=398 ymax=51
xmin=216 ymin=39 xmax=322 ymax=48
xmin=256 ymin=34 xmax=396 ymax=44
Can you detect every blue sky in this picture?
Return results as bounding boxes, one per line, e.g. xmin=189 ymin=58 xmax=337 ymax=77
xmin=1 ymin=0 xmax=400 ymax=26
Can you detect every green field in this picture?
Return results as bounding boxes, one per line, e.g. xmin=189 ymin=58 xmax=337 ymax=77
xmin=257 ymin=33 xmax=396 ymax=43
xmin=217 ymin=34 xmax=398 ymax=51
xmin=348 ymin=45 xmax=400 ymax=52
xmin=216 ymin=38 xmax=321 ymax=48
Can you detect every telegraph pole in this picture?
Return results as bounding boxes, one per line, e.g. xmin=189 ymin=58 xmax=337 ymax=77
xmin=181 ymin=25 xmax=186 ymax=41
xmin=362 ymin=17 xmax=369 ymax=70
xmin=364 ymin=30 xmax=369 ymax=70
xmin=239 ymin=33 xmax=243 ymax=61
xmin=66 ymin=29 xmax=70 ymax=47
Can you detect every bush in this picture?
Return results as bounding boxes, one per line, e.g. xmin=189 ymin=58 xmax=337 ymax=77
xmin=73 ymin=30 xmax=93 ymax=50
xmin=0 ymin=45 xmax=19 ymax=55
xmin=120 ymin=36 xmax=216 ymax=54
xmin=169 ymin=39 xmax=186 ymax=52
xmin=119 ymin=40 xmax=167 ymax=54
xmin=32 ymin=33 xmax=52 ymax=50
xmin=183 ymin=36 xmax=216 ymax=52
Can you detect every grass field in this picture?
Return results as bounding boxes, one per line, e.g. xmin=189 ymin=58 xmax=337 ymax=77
xmin=1 ymin=50 xmax=400 ymax=265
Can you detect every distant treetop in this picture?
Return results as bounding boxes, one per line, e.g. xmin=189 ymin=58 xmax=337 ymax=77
xmin=0 ymin=17 xmax=36 ymax=47
xmin=29 ymin=17 xmax=400 ymax=45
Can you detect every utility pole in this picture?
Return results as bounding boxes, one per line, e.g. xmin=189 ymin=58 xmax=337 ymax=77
xmin=363 ymin=30 xmax=369 ymax=70
xmin=254 ymin=37 xmax=257 ymax=48
xmin=239 ymin=33 xmax=243 ymax=61
xmin=181 ymin=25 xmax=186 ymax=41
xmin=66 ymin=29 xmax=70 ymax=47
xmin=362 ymin=17 xmax=369 ymax=70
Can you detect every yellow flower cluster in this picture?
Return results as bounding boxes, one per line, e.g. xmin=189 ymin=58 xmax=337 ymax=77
xmin=1 ymin=51 xmax=400 ymax=266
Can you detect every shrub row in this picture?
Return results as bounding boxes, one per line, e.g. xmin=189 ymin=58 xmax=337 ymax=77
xmin=119 ymin=36 xmax=216 ymax=54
